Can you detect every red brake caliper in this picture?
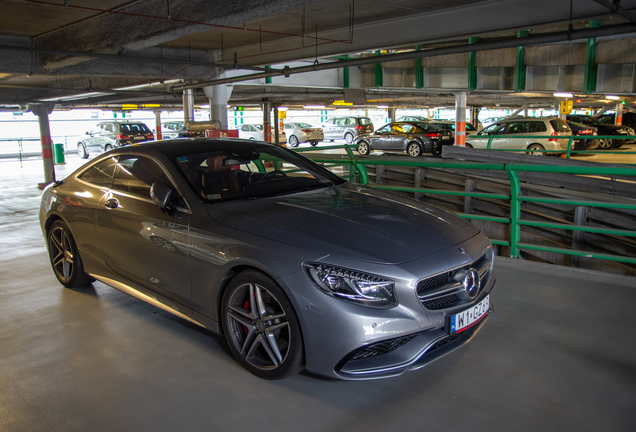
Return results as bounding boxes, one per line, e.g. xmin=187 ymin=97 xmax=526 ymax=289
xmin=243 ymin=298 xmax=250 ymax=335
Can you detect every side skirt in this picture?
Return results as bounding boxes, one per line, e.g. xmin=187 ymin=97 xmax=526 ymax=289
xmin=91 ymin=274 xmax=221 ymax=334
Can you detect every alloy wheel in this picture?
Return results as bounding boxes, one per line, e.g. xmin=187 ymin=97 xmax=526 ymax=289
xmin=225 ymin=282 xmax=291 ymax=371
xmin=49 ymin=225 xmax=75 ymax=283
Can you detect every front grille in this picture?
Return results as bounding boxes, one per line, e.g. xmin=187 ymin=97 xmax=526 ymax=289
xmin=350 ymin=334 xmax=418 ymax=361
xmin=417 ymin=270 xmax=457 ymax=295
xmin=421 ymin=294 xmax=462 ymax=310
xmin=416 ymin=251 xmax=492 ymax=311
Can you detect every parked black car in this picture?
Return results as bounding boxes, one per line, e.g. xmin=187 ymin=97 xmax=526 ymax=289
xmin=355 ymin=122 xmax=450 ymax=157
xmin=567 ymin=114 xmax=635 ymax=149
xmin=565 ymin=121 xmax=600 ymax=151
xmin=596 ymin=111 xmax=636 ymax=132
xmin=78 ymin=120 xmax=154 ymax=159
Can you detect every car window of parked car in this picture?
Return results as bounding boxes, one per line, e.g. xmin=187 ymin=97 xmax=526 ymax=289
xmin=414 ymin=123 xmax=442 ymax=132
xmin=295 ymin=122 xmax=313 ymax=128
xmin=376 ymin=125 xmax=392 ymax=134
xmin=479 ymin=123 xmax=506 ymax=135
xmin=77 ymin=157 xmax=118 ymax=188
xmin=393 ymin=123 xmax=415 ymax=134
xmin=466 ymin=123 xmax=477 ymax=131
xmin=358 ymin=118 xmax=372 ymax=125
xmin=506 ymin=121 xmax=529 ymax=134
xmin=529 ymin=121 xmax=548 ymax=132
xmin=103 ymin=124 xmax=114 ymax=133
xmin=549 ymin=119 xmax=570 ymax=132
xmin=112 ymin=156 xmax=175 ymax=200
xmin=121 ymin=124 xmax=151 ymax=135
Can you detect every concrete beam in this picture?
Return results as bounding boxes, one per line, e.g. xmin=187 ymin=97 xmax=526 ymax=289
xmin=33 ymin=0 xmax=324 ymax=70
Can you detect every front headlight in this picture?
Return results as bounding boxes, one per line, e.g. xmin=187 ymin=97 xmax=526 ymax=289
xmin=304 ymin=263 xmax=397 ymax=308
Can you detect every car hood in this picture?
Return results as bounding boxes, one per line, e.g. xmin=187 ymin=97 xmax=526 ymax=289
xmin=207 ymin=183 xmax=480 ymax=264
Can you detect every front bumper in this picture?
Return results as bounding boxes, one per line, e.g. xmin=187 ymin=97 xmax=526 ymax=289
xmin=281 ymin=234 xmax=494 ymax=379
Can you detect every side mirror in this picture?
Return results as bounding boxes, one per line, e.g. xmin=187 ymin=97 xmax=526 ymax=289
xmin=85 ymin=131 xmax=90 ymax=135
xmin=151 ymin=182 xmax=173 ymax=210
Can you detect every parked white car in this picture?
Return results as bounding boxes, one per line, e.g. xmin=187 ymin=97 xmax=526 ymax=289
xmin=236 ymin=124 xmax=286 ymax=144
xmin=465 ymin=117 xmax=571 ymax=155
xmin=283 ymin=122 xmax=324 ymax=147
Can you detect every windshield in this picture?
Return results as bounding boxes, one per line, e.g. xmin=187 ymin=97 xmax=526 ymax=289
xmin=171 ymin=142 xmax=345 ymax=202
xmin=121 ymin=123 xmax=151 ymax=134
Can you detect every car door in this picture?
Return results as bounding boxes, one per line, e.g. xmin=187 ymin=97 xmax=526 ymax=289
xmin=390 ymin=123 xmax=411 ymax=150
xmin=85 ymin=123 xmax=106 ymax=155
xmin=322 ymin=119 xmax=336 ymax=139
xmin=370 ymin=125 xmax=393 ymax=150
xmin=95 ymin=155 xmax=192 ymax=306
xmin=480 ymin=122 xmax=507 ymax=149
xmin=501 ymin=121 xmax=529 ymax=149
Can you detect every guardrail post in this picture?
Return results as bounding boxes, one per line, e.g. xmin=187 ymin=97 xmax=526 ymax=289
xmin=566 ymin=136 xmax=573 ymax=159
xmin=376 ymin=165 xmax=384 ymax=185
xmin=414 ymin=168 xmax=423 ymax=200
xmin=464 ymin=179 xmax=475 ymax=216
xmin=505 ymin=163 xmax=521 ymax=259
xmin=570 ymin=206 xmax=589 ymax=268
xmin=487 ymin=136 xmax=494 ymax=149
xmin=18 ymin=138 xmax=23 ymax=168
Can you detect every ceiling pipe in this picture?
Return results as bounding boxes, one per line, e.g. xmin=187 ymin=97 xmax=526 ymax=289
xmin=182 ymin=88 xmax=218 ymax=133
xmin=171 ymin=23 xmax=636 ymax=91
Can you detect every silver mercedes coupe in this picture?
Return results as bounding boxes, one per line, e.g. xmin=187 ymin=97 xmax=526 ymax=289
xmin=40 ymin=139 xmax=494 ymax=380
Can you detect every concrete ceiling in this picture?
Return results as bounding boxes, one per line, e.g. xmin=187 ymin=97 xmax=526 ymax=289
xmin=1 ymin=0 xmax=635 ymax=110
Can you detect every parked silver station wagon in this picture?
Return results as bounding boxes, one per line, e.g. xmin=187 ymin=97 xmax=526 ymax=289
xmin=40 ymin=139 xmax=494 ymax=380
xmin=466 ymin=117 xmax=571 ymax=155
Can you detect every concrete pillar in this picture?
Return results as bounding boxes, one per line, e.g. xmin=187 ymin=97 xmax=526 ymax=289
xmin=273 ymin=106 xmax=280 ymax=145
xmin=203 ymin=75 xmax=233 ymax=130
xmin=388 ymin=108 xmax=396 ymax=123
xmin=616 ymin=102 xmax=623 ymax=126
xmin=154 ymin=111 xmax=162 ymax=140
xmin=262 ymin=103 xmax=271 ymax=143
xmin=31 ymin=104 xmax=56 ymax=188
xmin=455 ymin=92 xmax=467 ymax=146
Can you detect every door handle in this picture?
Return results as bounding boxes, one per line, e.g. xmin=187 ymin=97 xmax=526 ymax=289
xmin=105 ymin=198 xmax=119 ymax=209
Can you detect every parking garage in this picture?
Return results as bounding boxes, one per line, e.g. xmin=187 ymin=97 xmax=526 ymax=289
xmin=1 ymin=1 xmax=636 ymax=430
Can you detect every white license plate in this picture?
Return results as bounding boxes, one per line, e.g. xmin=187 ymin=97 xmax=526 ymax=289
xmin=450 ymin=294 xmax=490 ymax=334
xmin=133 ymin=136 xmax=144 ymax=140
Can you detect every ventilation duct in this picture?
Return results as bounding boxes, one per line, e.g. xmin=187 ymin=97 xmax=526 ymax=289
xmin=182 ymin=89 xmax=219 ymax=133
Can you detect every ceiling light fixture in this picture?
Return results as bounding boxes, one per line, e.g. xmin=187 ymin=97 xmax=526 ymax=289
xmin=605 ymin=95 xmax=620 ymax=100
xmin=553 ymin=92 xmax=573 ymax=98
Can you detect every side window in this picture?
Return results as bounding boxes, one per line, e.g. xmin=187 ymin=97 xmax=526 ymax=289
xmin=346 ymin=118 xmax=356 ymax=126
xmin=103 ymin=124 xmax=114 ymax=133
xmin=78 ymin=157 xmax=118 ymax=188
xmin=506 ymin=122 xmax=529 ymax=134
xmin=376 ymin=125 xmax=391 ymax=134
xmin=480 ymin=123 xmax=506 ymax=135
xmin=112 ymin=156 xmax=174 ymax=199
xmin=335 ymin=118 xmax=347 ymax=126
xmin=530 ymin=121 xmax=548 ymax=132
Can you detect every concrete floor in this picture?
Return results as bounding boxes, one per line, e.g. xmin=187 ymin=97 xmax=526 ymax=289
xmin=1 ymin=155 xmax=636 ymax=431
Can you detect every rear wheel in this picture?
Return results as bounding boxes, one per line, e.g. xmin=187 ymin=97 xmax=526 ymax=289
xmin=222 ymin=270 xmax=304 ymax=380
xmin=407 ymin=142 xmax=422 ymax=157
xmin=598 ymin=139 xmax=614 ymax=149
xmin=47 ymin=220 xmax=93 ymax=288
xmin=357 ymin=141 xmax=370 ymax=155
xmin=104 ymin=144 xmax=113 ymax=152
xmin=310 ymin=141 xmax=318 ymax=147
xmin=288 ymin=135 xmax=299 ymax=147
xmin=77 ymin=143 xmax=88 ymax=159
xmin=526 ymin=143 xmax=546 ymax=156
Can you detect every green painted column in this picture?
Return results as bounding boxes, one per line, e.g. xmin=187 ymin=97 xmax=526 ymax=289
xmin=415 ymin=45 xmax=423 ymax=89
xmin=468 ymin=37 xmax=478 ymax=91
xmin=514 ymin=30 xmax=528 ymax=92
xmin=265 ymin=65 xmax=272 ymax=84
xmin=375 ymin=50 xmax=383 ymax=87
xmin=584 ymin=20 xmax=602 ymax=94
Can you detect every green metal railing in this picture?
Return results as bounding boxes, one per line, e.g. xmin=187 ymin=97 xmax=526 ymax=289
xmin=470 ymin=133 xmax=636 ymax=159
xmin=294 ymin=145 xmax=636 ymax=268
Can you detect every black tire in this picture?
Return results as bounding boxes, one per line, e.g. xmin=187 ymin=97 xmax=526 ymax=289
xmin=78 ymin=143 xmax=88 ymax=159
xmin=431 ymin=147 xmax=442 ymax=156
xmin=104 ymin=144 xmax=113 ymax=152
xmin=310 ymin=141 xmax=318 ymax=147
xmin=289 ymin=135 xmax=299 ymax=147
xmin=357 ymin=140 xmax=370 ymax=155
xmin=526 ymin=143 xmax=546 ymax=156
xmin=47 ymin=220 xmax=93 ymax=288
xmin=344 ymin=132 xmax=354 ymax=144
xmin=612 ymin=139 xmax=623 ymax=148
xmin=598 ymin=139 xmax=613 ymax=149
xmin=407 ymin=142 xmax=422 ymax=157
xmin=465 ymin=143 xmax=474 ymax=148
xmin=221 ymin=270 xmax=304 ymax=380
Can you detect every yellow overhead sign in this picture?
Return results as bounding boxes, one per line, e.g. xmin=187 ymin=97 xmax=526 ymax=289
xmin=560 ymin=100 xmax=573 ymax=114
